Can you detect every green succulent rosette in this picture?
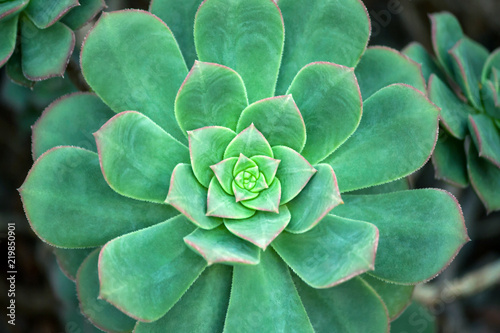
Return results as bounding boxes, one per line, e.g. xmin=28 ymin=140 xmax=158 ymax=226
xmin=20 ymin=0 xmax=469 ymax=332
xmin=404 ymin=12 xmax=500 ymax=212
xmin=0 ymin=0 xmax=105 ymax=86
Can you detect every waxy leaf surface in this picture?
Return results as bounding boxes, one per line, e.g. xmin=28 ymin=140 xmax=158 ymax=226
xmin=224 ymin=124 xmax=273 ymax=158
xmin=0 ymin=15 xmax=17 ymax=67
xmin=99 ymin=216 xmax=207 ymax=322
xmin=25 ymin=0 xmax=79 ymax=28
xmin=61 ymin=0 xmax=107 ymax=30
xmin=240 ymin=179 xmax=281 ymax=213
xmin=54 ymin=247 xmax=94 ymax=281
xmin=403 ymin=42 xmax=445 ymax=82
xmin=81 ymin=10 xmax=188 ymax=143
xmin=430 ymin=12 xmax=464 ymax=77
xmin=206 ymin=178 xmax=255 ymax=219
xmin=432 ymin=133 xmax=468 ymax=187
xmin=468 ymin=114 xmax=500 ymax=167
xmin=0 ymin=0 xmax=29 ymax=20
xmin=211 ymin=158 xmax=237 ymax=195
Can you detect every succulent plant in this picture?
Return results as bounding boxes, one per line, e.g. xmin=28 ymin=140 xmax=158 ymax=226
xmin=0 ymin=0 xmax=105 ymax=86
xmin=404 ymin=12 xmax=500 ymax=213
xmin=20 ymin=0 xmax=469 ymax=332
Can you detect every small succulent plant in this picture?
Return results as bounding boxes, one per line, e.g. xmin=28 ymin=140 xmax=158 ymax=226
xmin=20 ymin=0 xmax=469 ymax=332
xmin=0 ymin=0 xmax=105 ymax=86
xmin=404 ymin=12 xmax=500 ymax=213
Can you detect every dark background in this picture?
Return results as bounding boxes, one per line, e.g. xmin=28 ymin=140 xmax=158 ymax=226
xmin=1 ymin=0 xmax=499 ymax=332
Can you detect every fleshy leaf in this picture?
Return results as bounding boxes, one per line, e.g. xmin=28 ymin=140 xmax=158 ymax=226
xmin=482 ymin=80 xmax=500 ymax=119
xmin=95 ymin=111 xmax=189 ymax=203
xmin=98 ymin=215 xmax=206 ymax=322
xmin=391 ymin=301 xmax=437 ymax=333
xmin=189 ymin=126 xmax=236 ymax=187
xmin=81 ymin=10 xmax=188 ymax=143
xmin=481 ymin=48 xmax=500 ymax=82
xmin=6 ymin=47 xmax=34 ymax=88
xmin=194 ymin=0 xmax=284 ymax=103
xmin=287 ymin=62 xmax=362 ymax=164
xmin=466 ymin=141 xmax=500 ymax=213
xmin=432 ymin=132 xmax=468 ymax=187
xmin=32 ymin=93 xmax=114 ymax=159
xmin=233 ymin=154 xmax=258 ymax=177
xmin=25 ymin=0 xmax=79 ymax=29
xmin=224 ymin=124 xmax=273 ymax=158
xmin=347 ymin=178 xmax=409 ymax=195
xmin=0 ymin=0 xmax=29 ymax=20
xmin=224 ymin=249 xmax=314 ymax=332
xmin=19 ymin=147 xmax=177 ymax=248
xmin=165 ymin=164 xmax=222 ymax=230
xmin=332 ymin=190 xmax=469 ymax=284
xmin=403 ymin=42 xmax=445 ymax=82
xmin=240 ymin=179 xmax=281 ymax=213
xmin=236 ymin=95 xmax=306 ymax=152
xmin=360 ymin=274 xmax=414 ymax=320
xmin=449 ymin=37 xmax=489 ymax=110
xmin=134 ymin=265 xmax=231 ymax=333
xmin=61 ymin=0 xmax=106 ymax=30
xmin=206 ymin=178 xmax=255 ymax=219
xmin=249 ymin=172 xmax=269 ymax=193
xmin=468 ymin=114 xmax=500 ymax=168
xmin=285 ymin=164 xmax=341 ymax=233
xmin=428 ymin=74 xmax=474 ymax=139
xmin=210 ymin=158 xmax=238 ymax=195
xmin=0 ymin=14 xmax=17 ymax=67
xmin=184 ymin=226 xmax=260 ymax=265
xmin=250 ymin=155 xmax=280 ymax=185
xmin=232 ymin=182 xmax=259 ymax=202
xmin=324 ymin=84 xmax=439 ymax=192
xmin=225 ymin=206 xmax=291 ymax=250
xmin=276 ymin=0 xmax=370 ymax=94
xmin=21 ymin=18 xmax=75 ymax=81
xmin=272 ymin=146 xmax=316 ymax=204
xmin=150 ymin=0 xmax=201 ymax=67
xmin=274 ymin=215 xmax=378 ymax=288
xmin=430 ymin=12 xmax=464 ymax=77
xmin=354 ymin=46 xmax=426 ymax=100
xmin=176 ymin=61 xmax=248 ymax=133
xmin=293 ymin=275 xmax=389 ymax=332
xmin=53 ymin=247 xmax=94 ymax=281
xmin=77 ymin=249 xmax=136 ymax=332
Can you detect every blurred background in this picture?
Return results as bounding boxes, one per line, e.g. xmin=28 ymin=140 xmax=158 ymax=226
xmin=1 ymin=0 xmax=499 ymax=332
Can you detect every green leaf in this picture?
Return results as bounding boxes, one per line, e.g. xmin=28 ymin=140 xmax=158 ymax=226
xmin=354 ymin=46 xmax=426 ymax=100
xmin=211 ymin=158 xmax=238 ymax=195
xmin=468 ymin=114 xmax=500 ymax=168
xmin=233 ymin=153 xmax=258 ymax=177
xmin=61 ymin=0 xmax=106 ymax=30
xmin=449 ymin=37 xmax=489 ymax=110
xmin=25 ymin=0 xmax=79 ymax=28
xmin=0 ymin=0 xmax=29 ymax=20
xmin=194 ymin=0 xmax=284 ymax=103
xmin=166 ymin=164 xmax=222 ymax=229
xmin=482 ymin=80 xmax=500 ymax=119
xmin=176 ymin=61 xmax=247 ymax=133
xmin=81 ymin=10 xmax=188 ymax=144
xmin=272 ymin=146 xmax=316 ymax=204
xmin=240 ymin=179 xmax=281 ymax=213
xmin=467 ymin=140 xmax=500 ymax=213
xmin=432 ymin=132 xmax=468 ymax=187
xmin=224 ymin=124 xmax=273 ymax=158
xmin=206 ymin=178 xmax=255 ymax=219
xmin=430 ymin=12 xmax=464 ymax=77
xmin=481 ymin=48 xmax=500 ymax=82
xmin=19 ymin=147 xmax=177 ymax=248
xmin=95 ymin=111 xmax=189 ymax=203
xmin=32 ymin=93 xmax=114 ymax=159
xmin=99 ymin=215 xmax=206 ymax=322
xmin=286 ymin=164 xmax=341 ymax=233
xmin=360 ymin=274 xmax=414 ymax=320
xmin=53 ymin=247 xmax=94 ymax=281
xmin=276 ymin=0 xmax=369 ymax=94
xmin=347 ymin=178 xmax=409 ymax=195
xmin=184 ymin=225 xmax=260 ymax=265
xmin=332 ymin=190 xmax=469 ymax=284
xmin=325 ymin=84 xmax=439 ymax=192
xmin=274 ymin=215 xmax=378 ymax=288
xmin=150 ymin=0 xmax=201 ymax=68
xmin=225 ymin=205 xmax=291 ymax=250
xmin=251 ymin=155 xmax=280 ymax=185
xmin=232 ymin=182 xmax=259 ymax=202
xmin=0 ymin=14 xmax=17 ymax=67
xmin=134 ymin=265 xmax=231 ymax=333
xmin=6 ymin=47 xmax=34 ymax=88
xmin=225 ymin=248 xmax=314 ymax=333
xmin=391 ymin=302 xmax=437 ymax=333
xmin=428 ymin=74 xmax=474 ymax=139
xmin=21 ymin=18 xmax=75 ymax=80
xmin=189 ymin=126 xmax=236 ymax=187
xmin=236 ymin=95 xmax=306 ymax=152
xmin=77 ymin=249 xmax=136 ymax=332
xmin=287 ymin=62 xmax=362 ymax=164
xmin=403 ymin=42 xmax=446 ymax=82
xmin=293 ymin=275 xmax=389 ymax=332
